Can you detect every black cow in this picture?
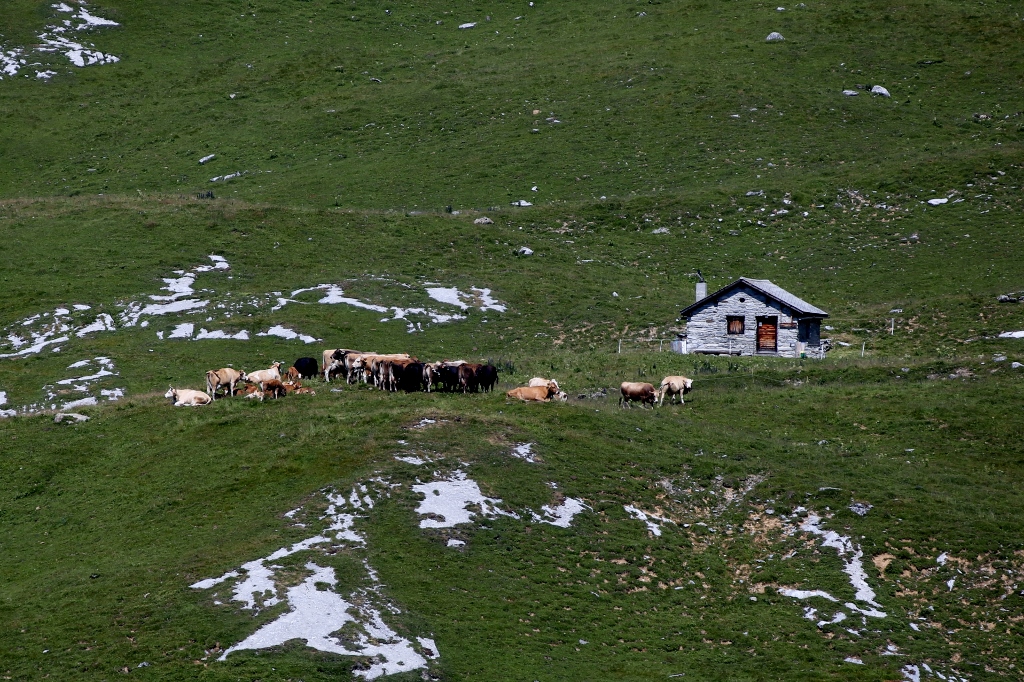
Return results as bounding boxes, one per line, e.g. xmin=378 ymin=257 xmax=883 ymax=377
xmin=476 ymin=364 xmax=498 ymax=392
xmin=393 ymin=361 xmax=425 ymax=392
xmin=293 ymin=357 xmax=319 ymax=380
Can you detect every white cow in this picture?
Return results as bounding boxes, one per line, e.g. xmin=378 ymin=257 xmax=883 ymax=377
xmin=658 ymin=376 xmax=693 ymax=406
xmin=528 ymin=377 xmax=560 ymax=390
xmin=165 ymin=387 xmax=212 ymax=406
xmin=246 ymin=362 xmax=283 ymax=389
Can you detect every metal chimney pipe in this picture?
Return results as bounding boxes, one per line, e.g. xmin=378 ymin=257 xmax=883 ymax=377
xmin=696 ymin=282 xmax=707 ymax=302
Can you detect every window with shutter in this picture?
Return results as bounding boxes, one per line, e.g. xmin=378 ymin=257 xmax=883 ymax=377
xmin=727 ymin=316 xmax=744 ymax=335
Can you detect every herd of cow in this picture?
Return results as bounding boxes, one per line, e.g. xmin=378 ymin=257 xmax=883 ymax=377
xmin=163 ymin=348 xmax=694 ymax=408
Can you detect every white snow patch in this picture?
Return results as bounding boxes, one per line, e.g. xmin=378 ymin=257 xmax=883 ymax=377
xmin=779 ymin=588 xmax=839 ymax=602
xmin=100 ymin=387 xmax=124 ymax=400
xmin=902 ymin=665 xmax=921 ymax=682
xmin=510 ymin=443 xmax=537 ymax=462
xmin=927 ymin=198 xmax=948 ymax=206
xmin=798 ymin=513 xmax=885 ymax=615
xmin=412 ymin=471 xmax=518 ymax=528
xmin=168 ymin=323 xmax=194 ymax=339
xmin=75 ymin=314 xmax=115 ymax=337
xmin=936 ymin=552 xmax=948 ymax=565
xmin=257 ymin=325 xmax=318 ymax=344
xmin=997 ymin=330 xmax=1024 ymax=338
xmin=62 ymin=395 xmax=97 ymax=409
xmin=844 ymin=657 xmax=863 ymax=664
xmin=425 ymin=287 xmax=469 ymax=310
xmin=842 ymin=89 xmax=859 ymax=96
xmin=192 ymin=483 xmax=436 ymax=678
xmin=194 ymin=328 xmax=249 ymax=340
xmin=446 ymin=539 xmax=465 ymax=547
xmin=458 ymin=22 xmax=476 ymax=29
xmin=199 ymin=154 xmax=216 ymax=164
xmin=395 ymin=455 xmax=428 ymax=465
xmin=0 ymin=390 xmax=6 ymax=406
xmin=624 ymin=505 xmax=672 ymax=537
xmin=511 ymin=200 xmax=533 ymax=207
xmin=531 ymin=497 xmax=588 ymax=528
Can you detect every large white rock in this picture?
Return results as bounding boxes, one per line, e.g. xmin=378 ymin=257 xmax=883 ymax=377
xmin=871 ymin=85 xmax=891 ymax=97
xmin=766 ymin=32 xmax=785 ymax=41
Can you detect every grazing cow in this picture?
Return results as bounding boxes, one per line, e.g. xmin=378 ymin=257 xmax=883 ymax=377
xmin=286 ymin=366 xmax=301 ymax=382
xmin=261 ymin=379 xmax=287 ymax=400
xmin=390 ymin=360 xmax=425 ymax=392
xmin=618 ymin=382 xmax=661 ymax=409
xmin=528 ymin=377 xmax=560 ymax=391
xmin=247 ymin=362 xmax=283 ymax=389
xmin=658 ymin=376 xmax=694 ymax=406
xmin=165 ymin=386 xmax=211 ymax=407
xmin=436 ymin=361 xmax=465 ymax=392
xmin=506 ymin=384 xmax=559 ymax=402
xmin=322 ymin=349 xmax=340 ymax=381
xmin=476 ymin=364 xmax=499 ymax=392
xmin=205 ymin=368 xmax=246 ymax=400
xmin=293 ymin=357 xmax=319 ymax=380
xmin=458 ymin=363 xmax=483 ymax=393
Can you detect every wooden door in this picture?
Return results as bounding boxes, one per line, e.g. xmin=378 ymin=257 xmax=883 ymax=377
xmin=756 ymin=317 xmax=777 ymax=352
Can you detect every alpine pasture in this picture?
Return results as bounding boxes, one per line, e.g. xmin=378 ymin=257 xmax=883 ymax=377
xmin=1 ymin=0 xmax=1023 ymax=680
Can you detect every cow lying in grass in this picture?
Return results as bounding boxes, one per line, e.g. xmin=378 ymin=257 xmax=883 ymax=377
xmin=619 ymin=382 xmax=662 ymax=409
xmin=165 ymin=387 xmax=211 ymax=406
xmin=506 ymin=384 xmax=560 ymax=402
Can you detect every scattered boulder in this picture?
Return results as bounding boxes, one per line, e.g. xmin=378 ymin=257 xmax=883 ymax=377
xmin=842 ymin=89 xmax=859 ymax=96
xmin=997 ymin=292 xmax=1022 ymax=303
xmin=517 ymin=246 xmax=534 ymax=256
xmin=1011 ymin=362 xmax=1022 ymax=369
xmin=474 ymin=217 xmax=494 ymax=225
xmin=766 ymin=32 xmax=785 ymax=41
xmin=871 ymin=85 xmax=891 ymax=97
xmin=993 ymin=354 xmax=1007 ymax=362
xmin=927 ymin=197 xmax=948 ymax=205
xmin=54 ymin=413 xmax=89 ymax=423
xmin=510 ymin=200 xmax=533 ymax=207
xmin=849 ymin=502 xmax=873 ymax=517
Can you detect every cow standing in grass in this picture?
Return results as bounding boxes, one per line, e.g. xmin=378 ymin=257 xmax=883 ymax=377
xmin=206 ymin=368 xmax=246 ymax=400
xmin=619 ymin=382 xmax=661 ymax=409
xmin=658 ymin=376 xmax=693 ymax=406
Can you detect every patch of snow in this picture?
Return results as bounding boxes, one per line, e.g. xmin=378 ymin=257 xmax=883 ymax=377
xmin=997 ymin=330 xmax=1024 ymax=338
xmin=62 ymin=395 xmax=97 ymax=409
xmin=471 ymin=287 xmax=506 ymax=312
xmin=624 ymin=505 xmax=672 ymax=537
xmin=0 ymin=390 xmax=6 ymax=406
xmin=799 ymin=514 xmax=885 ymax=614
xmin=936 ymin=552 xmax=947 ymax=565
xmin=902 ymin=665 xmax=921 ymax=682
xmin=842 ymin=89 xmax=859 ymax=96
xmin=510 ymin=443 xmax=537 ymax=462
xmin=192 ymin=483 xmax=436 ymax=678
xmin=395 ymin=455 xmax=428 ymax=465
xmin=426 ymin=287 xmax=469 ymax=309
xmin=75 ymin=314 xmax=115 ymax=337
xmin=100 ymin=387 xmax=124 ymax=400
xmin=446 ymin=539 xmax=465 ymax=547
xmin=194 ymin=328 xmax=249 ymax=340
xmin=168 ymin=323 xmax=194 ymax=339
xmin=927 ymin=198 xmax=948 ymax=206
xmin=779 ymin=588 xmax=839 ymax=602
xmin=532 ymin=497 xmax=588 ymax=528
xmin=199 ymin=154 xmax=216 ymax=164
xmin=848 ymin=502 xmax=872 ymax=516
xmin=844 ymin=656 xmax=863 ymax=664
xmin=511 ymin=200 xmax=533 ymax=207
xmin=412 ymin=471 xmax=518 ymax=528
xmin=458 ymin=22 xmax=476 ymax=29
xmin=256 ymin=325 xmax=317 ymax=343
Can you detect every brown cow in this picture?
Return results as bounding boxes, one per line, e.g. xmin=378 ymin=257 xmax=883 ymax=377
xmin=286 ymin=366 xmax=301 ymax=382
xmin=506 ymin=384 xmax=559 ymax=402
xmin=261 ymin=379 xmax=287 ymax=401
xmin=619 ymin=382 xmax=661 ymax=409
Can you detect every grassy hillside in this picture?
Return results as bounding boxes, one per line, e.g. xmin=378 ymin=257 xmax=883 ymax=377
xmin=1 ymin=0 xmax=1023 ymax=680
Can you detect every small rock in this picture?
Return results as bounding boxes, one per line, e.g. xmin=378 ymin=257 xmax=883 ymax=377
xmin=842 ymin=89 xmax=859 ymax=96
xmin=511 ymin=200 xmax=533 ymax=207
xmin=612 ymin=291 xmax=619 ymax=297
xmin=871 ymin=85 xmax=891 ymax=97
xmin=517 ymin=246 xmax=534 ymax=256
xmin=458 ymin=22 xmax=476 ymax=29
xmin=849 ymin=502 xmax=872 ymax=516
xmin=997 ymin=294 xmax=1018 ymax=303
xmin=993 ymin=354 xmax=1007 ymax=362
xmin=137 ymin=662 xmax=150 ymax=668
xmin=474 ymin=217 xmax=494 ymax=225
xmin=54 ymin=413 xmax=89 ymax=423
xmin=651 ymin=227 xmax=670 ymax=234
xmin=766 ymin=32 xmax=785 ymax=41
xmin=1011 ymin=362 xmax=1022 ymax=369
xmin=927 ymin=198 xmax=948 ymax=205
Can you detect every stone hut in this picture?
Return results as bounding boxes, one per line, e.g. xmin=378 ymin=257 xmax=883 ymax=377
xmin=678 ymin=278 xmax=829 ymax=358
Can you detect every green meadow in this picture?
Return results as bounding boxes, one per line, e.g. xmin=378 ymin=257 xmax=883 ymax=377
xmin=1 ymin=0 xmax=1023 ymax=679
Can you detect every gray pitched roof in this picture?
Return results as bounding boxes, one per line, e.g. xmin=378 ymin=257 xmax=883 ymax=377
xmin=679 ymin=277 xmax=828 ymax=318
